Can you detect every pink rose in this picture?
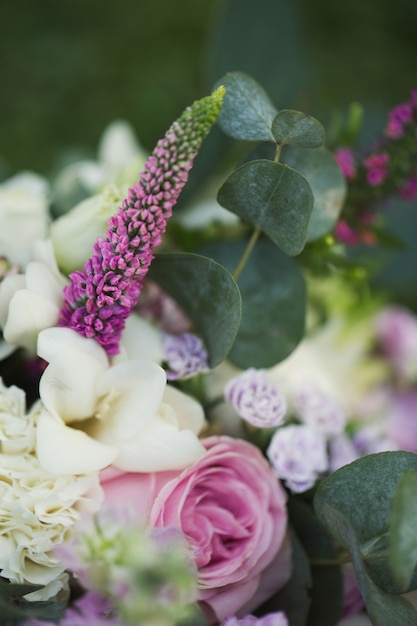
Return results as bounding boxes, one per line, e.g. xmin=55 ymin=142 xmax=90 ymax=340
xmin=100 ymin=436 xmax=291 ymax=623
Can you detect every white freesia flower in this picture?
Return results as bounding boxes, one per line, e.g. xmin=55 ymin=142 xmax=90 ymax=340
xmin=0 ymin=377 xmax=35 ymax=454
xmin=0 ymin=240 xmax=67 ymax=355
xmin=0 ymin=172 xmax=49 ymax=267
xmin=36 ymin=327 xmax=206 ymax=475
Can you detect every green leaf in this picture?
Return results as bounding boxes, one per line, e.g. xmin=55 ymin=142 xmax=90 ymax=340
xmin=314 ymin=451 xmax=417 ymax=595
xmin=257 ymin=530 xmax=312 ymax=626
xmin=389 ymin=470 xmax=417 ymax=592
xmin=289 ymin=498 xmax=343 ymax=625
xmin=320 ymin=503 xmax=417 ymax=626
xmin=214 ymin=71 xmax=277 ymax=141
xmin=217 ymin=159 xmax=314 ymax=256
xmin=282 ymin=146 xmax=347 ymax=241
xmin=200 ymin=240 xmax=306 ymax=368
xmin=148 ymin=253 xmax=241 ymax=368
xmin=272 ymin=109 xmax=325 ymax=148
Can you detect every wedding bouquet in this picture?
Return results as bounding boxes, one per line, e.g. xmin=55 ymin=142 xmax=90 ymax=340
xmin=1 ymin=71 xmax=417 ymax=626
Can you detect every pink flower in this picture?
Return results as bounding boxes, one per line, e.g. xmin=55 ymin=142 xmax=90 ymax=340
xmin=334 ymin=148 xmax=356 ymax=180
xmin=100 ymin=436 xmax=291 ymax=623
xmin=363 ymin=152 xmax=389 ymax=187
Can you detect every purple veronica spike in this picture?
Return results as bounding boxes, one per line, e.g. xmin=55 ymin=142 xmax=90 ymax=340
xmin=59 ymin=88 xmax=225 ymax=354
xmin=224 ymin=368 xmax=287 ymax=428
xmin=163 ymin=332 xmax=209 ymax=380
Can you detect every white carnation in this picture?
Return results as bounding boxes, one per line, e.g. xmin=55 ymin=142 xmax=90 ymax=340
xmin=0 ymin=378 xmax=36 ymax=454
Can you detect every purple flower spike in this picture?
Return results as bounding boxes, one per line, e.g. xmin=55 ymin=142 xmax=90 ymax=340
xmin=163 ymin=332 xmax=210 ymax=380
xmin=59 ymin=88 xmax=225 ymax=354
xmin=225 ymin=368 xmax=287 ymax=428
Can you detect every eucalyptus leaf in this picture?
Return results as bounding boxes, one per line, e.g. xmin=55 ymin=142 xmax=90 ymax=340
xmin=282 ymin=146 xmax=346 ymax=241
xmin=321 ymin=503 xmax=417 ymax=626
xmin=272 ymin=109 xmax=325 ymax=148
xmin=200 ymin=240 xmax=306 ymax=368
xmin=217 ymin=159 xmax=314 ymax=256
xmin=289 ymin=498 xmax=343 ymax=626
xmin=389 ymin=470 xmax=417 ymax=592
xmin=148 ymin=253 xmax=241 ymax=367
xmin=214 ymin=71 xmax=277 ymax=142
xmin=314 ymin=451 xmax=417 ymax=595
xmin=256 ymin=530 xmax=311 ymax=626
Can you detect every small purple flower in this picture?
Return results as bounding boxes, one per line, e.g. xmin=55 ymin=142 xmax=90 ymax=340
xmin=363 ymin=152 xmax=389 ymax=187
xmin=59 ymin=88 xmax=225 ymax=355
xmin=328 ymin=434 xmax=359 ymax=472
xmin=294 ymin=380 xmax=346 ymax=436
xmin=334 ymin=148 xmax=356 ymax=180
xmin=386 ymin=101 xmax=414 ymax=138
xmin=224 ymin=368 xmax=287 ymax=428
xmin=221 ymin=612 xmax=289 ymax=626
xmin=26 ymin=592 xmax=122 ymax=626
xmin=334 ymin=220 xmax=360 ymax=246
xmin=399 ymin=172 xmax=417 ymax=201
xmin=163 ymin=332 xmax=210 ymax=380
xmin=267 ymin=424 xmax=328 ymax=493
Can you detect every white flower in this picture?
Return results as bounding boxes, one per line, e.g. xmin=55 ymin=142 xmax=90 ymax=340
xmin=35 ymin=327 xmax=206 ymax=475
xmin=0 ymin=450 xmax=102 ymax=588
xmin=0 ymin=240 xmax=67 ymax=355
xmin=0 ymin=378 xmax=36 ymax=454
xmin=0 ymin=172 xmax=49 ymax=268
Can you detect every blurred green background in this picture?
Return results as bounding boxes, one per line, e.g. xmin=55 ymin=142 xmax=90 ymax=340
xmin=1 ymin=0 xmax=416 ymax=175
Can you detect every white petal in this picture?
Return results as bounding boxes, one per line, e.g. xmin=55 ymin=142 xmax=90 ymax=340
xmin=113 ymin=414 xmax=206 ymax=472
xmin=39 ymin=347 xmax=107 ymax=422
xmin=118 ymin=314 xmax=164 ymax=364
xmin=3 ymin=290 xmax=60 ymax=352
xmin=36 ymin=411 xmax=118 ymax=475
xmin=162 ymin=385 xmax=206 ymax=434
xmin=37 ymin=327 xmax=108 ymax=368
xmin=94 ymin=359 xmax=166 ymax=439
xmin=0 ymin=274 xmax=26 ymax=326
xmin=25 ymin=261 xmax=64 ymax=304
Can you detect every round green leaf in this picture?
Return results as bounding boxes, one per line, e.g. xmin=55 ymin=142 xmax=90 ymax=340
xmin=217 ymin=159 xmax=314 ymax=256
xmin=214 ymin=71 xmax=277 ymax=141
xmin=282 ymin=146 xmax=347 ymax=240
xmin=314 ymin=451 xmax=417 ymax=594
xmin=320 ymin=503 xmax=417 ymax=626
xmin=200 ymin=240 xmax=306 ymax=368
xmin=272 ymin=109 xmax=325 ymax=148
xmin=389 ymin=470 xmax=417 ymax=592
xmin=148 ymin=253 xmax=241 ymax=368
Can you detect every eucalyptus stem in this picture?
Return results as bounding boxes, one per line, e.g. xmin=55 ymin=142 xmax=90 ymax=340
xmin=274 ymin=143 xmax=283 ymax=163
xmin=233 ymin=226 xmax=262 ymax=281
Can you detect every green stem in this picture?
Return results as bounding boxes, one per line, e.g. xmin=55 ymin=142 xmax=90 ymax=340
xmin=233 ymin=227 xmax=262 ymax=281
xmin=275 ymin=143 xmax=283 ymax=163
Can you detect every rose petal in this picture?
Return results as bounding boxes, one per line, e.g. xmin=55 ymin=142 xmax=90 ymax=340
xmin=36 ymin=411 xmax=118 ymax=474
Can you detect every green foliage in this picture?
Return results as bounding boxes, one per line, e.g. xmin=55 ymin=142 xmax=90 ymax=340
xmin=148 ymin=252 xmax=241 ymax=367
xmin=281 ymin=146 xmax=346 ymax=241
xmin=314 ymin=452 xmax=417 ymax=623
xmin=389 ymin=470 xmax=417 ymax=592
xmin=200 ymin=240 xmax=306 ymax=368
xmin=0 ymin=580 xmax=64 ymax=624
xmin=272 ymin=110 xmax=325 ymax=148
xmin=217 ymin=159 xmax=314 ymax=256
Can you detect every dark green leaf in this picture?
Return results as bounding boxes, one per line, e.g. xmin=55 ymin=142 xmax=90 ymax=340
xmin=200 ymin=240 xmax=306 ymax=368
xmin=314 ymin=451 xmax=417 ymax=595
xmin=148 ymin=253 xmax=241 ymax=367
xmin=282 ymin=146 xmax=346 ymax=241
xmin=257 ymin=530 xmax=311 ymax=626
xmin=217 ymin=160 xmax=314 ymax=256
xmin=321 ymin=504 xmax=417 ymax=626
xmin=389 ymin=470 xmax=417 ymax=591
xmin=214 ymin=71 xmax=277 ymax=142
xmin=272 ymin=109 xmax=325 ymax=148
xmin=289 ymin=498 xmax=343 ymax=626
